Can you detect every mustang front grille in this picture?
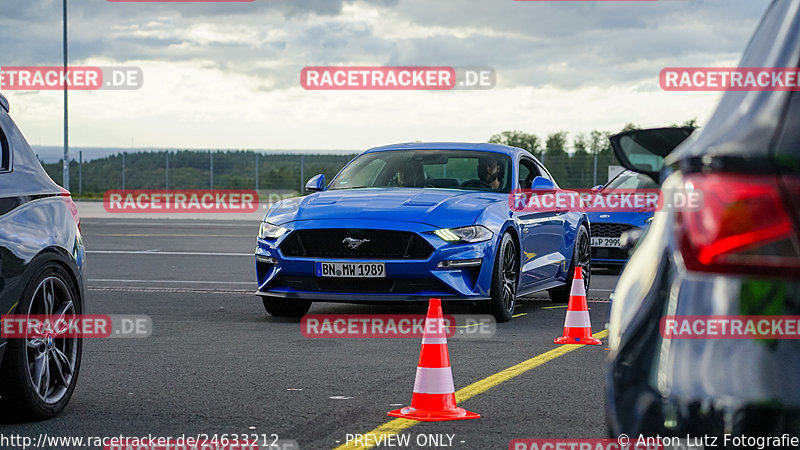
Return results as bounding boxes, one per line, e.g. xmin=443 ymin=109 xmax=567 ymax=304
xmin=590 ymin=223 xmax=636 ymax=238
xmin=279 ymin=229 xmax=434 ymax=260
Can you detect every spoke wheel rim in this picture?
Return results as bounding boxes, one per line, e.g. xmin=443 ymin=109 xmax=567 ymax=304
xmin=25 ymin=276 xmax=78 ymax=405
xmin=501 ymin=240 xmax=517 ymax=312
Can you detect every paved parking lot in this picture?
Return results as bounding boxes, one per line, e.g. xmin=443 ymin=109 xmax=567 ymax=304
xmin=0 ymin=217 xmax=617 ymax=449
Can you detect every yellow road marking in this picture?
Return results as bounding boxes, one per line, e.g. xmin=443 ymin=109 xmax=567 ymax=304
xmin=333 ymin=329 xmax=609 ymax=450
xmin=512 ymin=313 xmax=527 ymax=318
xmin=1 ymin=301 xmax=19 ymax=323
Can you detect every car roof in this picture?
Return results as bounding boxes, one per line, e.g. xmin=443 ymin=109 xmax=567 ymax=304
xmin=364 ymin=142 xmax=527 ymax=158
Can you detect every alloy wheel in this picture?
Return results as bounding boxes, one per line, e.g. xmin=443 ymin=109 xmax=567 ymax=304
xmin=24 ymin=276 xmax=79 ymax=405
xmin=502 ymin=240 xmax=518 ymax=312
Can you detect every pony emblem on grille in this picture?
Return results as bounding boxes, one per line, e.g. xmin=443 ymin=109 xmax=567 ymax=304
xmin=343 ymin=237 xmax=370 ymax=249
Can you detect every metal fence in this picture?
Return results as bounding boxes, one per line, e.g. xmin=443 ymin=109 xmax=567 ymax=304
xmin=42 ymin=151 xmax=357 ymax=196
xmin=42 ymin=149 xmax=624 ymax=196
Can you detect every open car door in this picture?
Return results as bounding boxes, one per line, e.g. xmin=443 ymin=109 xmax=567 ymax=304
xmin=609 ymin=127 xmax=694 ymax=182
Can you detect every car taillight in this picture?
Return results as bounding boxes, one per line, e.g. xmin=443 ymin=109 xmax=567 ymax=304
xmin=59 ymin=188 xmax=81 ymax=231
xmin=675 ymin=173 xmax=800 ymax=277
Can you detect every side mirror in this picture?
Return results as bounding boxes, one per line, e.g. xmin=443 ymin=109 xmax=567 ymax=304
xmin=305 ymin=174 xmax=325 ymax=192
xmin=591 ymin=184 xmax=603 ymax=193
xmin=530 ymin=176 xmax=556 ymax=190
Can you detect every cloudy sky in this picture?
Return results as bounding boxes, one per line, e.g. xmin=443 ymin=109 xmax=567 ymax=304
xmin=0 ymin=0 xmax=771 ymax=152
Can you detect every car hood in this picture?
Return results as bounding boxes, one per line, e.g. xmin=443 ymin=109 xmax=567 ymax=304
xmin=265 ymin=188 xmax=503 ymax=229
xmin=586 ymin=210 xmax=652 ymax=228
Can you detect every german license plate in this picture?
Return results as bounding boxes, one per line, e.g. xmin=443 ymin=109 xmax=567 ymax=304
xmin=591 ymin=237 xmax=621 ymax=248
xmin=315 ymin=262 xmax=386 ymax=278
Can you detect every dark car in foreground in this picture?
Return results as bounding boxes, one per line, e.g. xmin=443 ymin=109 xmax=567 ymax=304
xmin=606 ymin=0 xmax=800 ymax=442
xmin=0 ymin=94 xmax=86 ymax=419
xmin=255 ymin=142 xmax=590 ymax=322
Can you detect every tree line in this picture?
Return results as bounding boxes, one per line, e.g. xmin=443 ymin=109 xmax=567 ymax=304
xmin=489 ymin=119 xmax=696 ymax=188
xmin=44 ymin=120 xmax=696 ymax=195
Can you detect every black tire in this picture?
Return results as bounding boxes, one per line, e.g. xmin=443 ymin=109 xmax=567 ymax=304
xmin=0 ymin=263 xmax=83 ymax=420
xmin=486 ymin=233 xmax=519 ymax=323
xmin=261 ymin=298 xmax=312 ymax=317
xmin=548 ymin=226 xmax=591 ymax=303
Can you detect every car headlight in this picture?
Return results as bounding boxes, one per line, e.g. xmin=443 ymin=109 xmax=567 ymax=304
xmin=258 ymin=221 xmax=288 ymax=239
xmin=433 ymin=225 xmax=493 ymax=243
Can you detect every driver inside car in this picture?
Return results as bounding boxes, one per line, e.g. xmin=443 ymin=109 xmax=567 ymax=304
xmin=396 ymin=160 xmax=427 ymax=187
xmin=477 ymin=156 xmax=503 ymax=190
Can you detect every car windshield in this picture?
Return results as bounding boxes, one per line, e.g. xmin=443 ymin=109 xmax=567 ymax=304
xmin=603 ymin=171 xmax=659 ymax=190
xmin=328 ymin=149 xmax=513 ymax=193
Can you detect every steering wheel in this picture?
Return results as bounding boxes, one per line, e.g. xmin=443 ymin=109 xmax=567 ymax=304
xmin=461 ymin=179 xmax=493 ymax=189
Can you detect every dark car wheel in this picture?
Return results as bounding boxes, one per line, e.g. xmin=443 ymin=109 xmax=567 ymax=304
xmin=549 ymin=226 xmax=591 ymax=303
xmin=485 ymin=233 xmax=518 ymax=323
xmin=262 ymin=298 xmax=312 ymax=317
xmin=0 ymin=263 xmax=82 ymax=420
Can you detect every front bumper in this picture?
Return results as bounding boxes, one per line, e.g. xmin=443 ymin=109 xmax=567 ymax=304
xmin=254 ymin=219 xmax=497 ymax=302
xmin=254 ymin=290 xmax=490 ymax=303
xmin=590 ymin=222 xmax=642 ymax=266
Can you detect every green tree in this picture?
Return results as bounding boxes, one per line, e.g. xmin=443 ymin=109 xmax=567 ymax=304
xmin=569 ymin=133 xmax=591 ymax=187
xmin=543 ymin=131 xmax=569 ymax=184
xmin=488 ymin=130 xmax=542 ymax=159
xmin=671 ymin=118 xmax=699 ymax=128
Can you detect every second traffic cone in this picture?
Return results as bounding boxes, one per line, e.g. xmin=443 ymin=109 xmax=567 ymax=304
xmin=554 ymin=267 xmax=602 ymax=345
xmin=387 ymin=298 xmax=480 ymax=422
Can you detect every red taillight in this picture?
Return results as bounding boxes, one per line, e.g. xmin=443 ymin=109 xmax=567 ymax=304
xmin=676 ymin=173 xmax=800 ymax=276
xmin=59 ymin=188 xmax=81 ymax=231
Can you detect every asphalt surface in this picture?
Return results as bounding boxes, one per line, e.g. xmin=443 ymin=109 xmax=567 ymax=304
xmin=0 ymin=218 xmax=619 ymax=449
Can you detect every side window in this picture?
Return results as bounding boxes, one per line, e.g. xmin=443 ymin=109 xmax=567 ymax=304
xmin=0 ymin=124 xmax=9 ymax=173
xmin=518 ymin=158 xmax=540 ymax=189
xmin=535 ymin=161 xmax=559 ymax=188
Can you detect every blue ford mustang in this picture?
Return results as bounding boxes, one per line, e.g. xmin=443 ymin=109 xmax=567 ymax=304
xmin=586 ymin=170 xmax=660 ymax=269
xmin=254 ymin=142 xmax=590 ymax=322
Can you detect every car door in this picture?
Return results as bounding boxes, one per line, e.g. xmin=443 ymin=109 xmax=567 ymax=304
xmin=0 ymin=114 xmax=12 ymax=353
xmin=608 ymin=127 xmax=694 ymax=182
xmin=516 ymin=157 xmax=563 ymax=288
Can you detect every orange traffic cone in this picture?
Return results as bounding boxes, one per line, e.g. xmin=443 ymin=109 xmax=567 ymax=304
xmin=554 ymin=267 xmax=602 ymax=345
xmin=388 ymin=298 xmax=480 ymax=422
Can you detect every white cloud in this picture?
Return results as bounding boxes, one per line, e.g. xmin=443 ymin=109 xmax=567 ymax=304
xmin=0 ymin=0 xmax=771 ymax=150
